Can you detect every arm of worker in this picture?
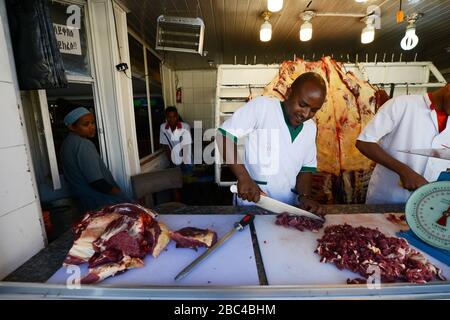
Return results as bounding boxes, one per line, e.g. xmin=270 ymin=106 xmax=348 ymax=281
xmin=295 ymin=143 xmax=324 ymax=215
xmin=90 ymin=179 xmax=122 ymax=195
xmin=355 ymin=140 xmax=428 ymax=190
xmin=216 ymin=97 xmax=264 ymax=202
xmin=356 ymin=98 xmax=428 ymax=191
xmin=296 ymin=172 xmax=324 ymax=215
xmin=160 ymin=125 xmax=175 ymax=167
xmin=216 ymin=132 xmax=262 ymax=202
xmin=162 ymin=145 xmax=174 ymax=167
xmin=75 ymin=140 xmax=124 ymax=195
xmin=181 ymin=125 xmax=193 ymax=165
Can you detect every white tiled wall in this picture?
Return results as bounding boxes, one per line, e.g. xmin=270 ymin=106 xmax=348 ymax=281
xmin=174 ymin=70 xmax=217 ymax=130
xmin=0 ymin=0 xmax=45 ymax=280
xmin=0 ymin=202 xmax=44 ymax=280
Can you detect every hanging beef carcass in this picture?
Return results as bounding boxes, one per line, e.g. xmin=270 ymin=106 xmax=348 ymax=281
xmin=262 ymin=56 xmax=387 ymax=203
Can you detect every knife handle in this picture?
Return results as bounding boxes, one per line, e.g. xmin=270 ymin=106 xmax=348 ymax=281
xmin=237 ymin=214 xmax=254 ymax=229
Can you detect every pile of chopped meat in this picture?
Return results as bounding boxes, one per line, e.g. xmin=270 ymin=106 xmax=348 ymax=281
xmin=63 ymin=203 xmax=170 ymax=284
xmin=170 ymin=227 xmax=217 ymax=250
xmin=316 ymin=224 xmax=446 ymax=284
xmin=275 ymin=213 xmax=326 ymax=232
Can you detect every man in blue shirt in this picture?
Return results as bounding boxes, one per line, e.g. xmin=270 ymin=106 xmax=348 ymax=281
xmin=60 ymin=107 xmax=131 ymax=213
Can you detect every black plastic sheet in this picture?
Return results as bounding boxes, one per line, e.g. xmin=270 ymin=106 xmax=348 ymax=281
xmin=6 ymin=0 xmax=67 ymax=90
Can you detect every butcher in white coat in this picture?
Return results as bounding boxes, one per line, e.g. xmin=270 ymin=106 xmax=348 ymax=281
xmin=356 ymin=83 xmax=450 ymax=204
xmin=217 ymin=72 xmax=327 ymax=214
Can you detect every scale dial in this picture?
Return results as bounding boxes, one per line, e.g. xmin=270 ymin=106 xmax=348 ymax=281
xmin=405 ymin=181 xmax=450 ymax=250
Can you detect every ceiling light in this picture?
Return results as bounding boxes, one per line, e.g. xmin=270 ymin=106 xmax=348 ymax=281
xmin=260 ymin=12 xmax=272 ymax=42
xmin=267 ymin=0 xmax=283 ymax=13
xmin=299 ymin=11 xmax=315 ymax=42
xmin=361 ymin=20 xmax=375 ymax=44
xmin=300 ymin=21 xmax=313 ymax=42
xmin=401 ymin=25 xmax=418 ymax=50
xmin=361 ymin=24 xmax=375 ymax=44
xmin=400 ymin=13 xmax=422 ymax=50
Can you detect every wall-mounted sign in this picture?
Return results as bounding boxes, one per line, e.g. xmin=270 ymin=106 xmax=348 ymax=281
xmin=53 ymin=23 xmax=81 ymax=55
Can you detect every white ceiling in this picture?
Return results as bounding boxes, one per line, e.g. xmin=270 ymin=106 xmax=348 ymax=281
xmin=122 ymin=0 xmax=450 ymax=75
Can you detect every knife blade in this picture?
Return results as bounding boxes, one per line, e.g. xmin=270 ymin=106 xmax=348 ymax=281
xmin=230 ymin=185 xmax=324 ymax=221
xmin=398 ymin=148 xmax=450 ymax=161
xmin=174 ymin=214 xmax=254 ymax=281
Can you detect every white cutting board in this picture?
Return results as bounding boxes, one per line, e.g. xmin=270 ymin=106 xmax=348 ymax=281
xmin=254 ymin=214 xmax=450 ymax=285
xmin=47 ymin=215 xmax=259 ymax=286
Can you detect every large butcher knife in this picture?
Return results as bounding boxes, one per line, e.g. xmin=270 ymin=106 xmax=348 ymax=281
xmin=230 ymin=185 xmax=324 ymax=222
xmin=174 ymin=214 xmax=254 ymax=281
xmin=398 ymin=147 xmax=450 ymax=161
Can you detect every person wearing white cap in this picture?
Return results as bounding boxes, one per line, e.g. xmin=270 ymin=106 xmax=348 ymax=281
xmin=60 ymin=107 xmax=131 ymax=212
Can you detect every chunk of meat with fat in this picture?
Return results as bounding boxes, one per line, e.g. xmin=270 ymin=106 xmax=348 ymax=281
xmin=63 ymin=203 xmax=170 ymax=284
xmin=170 ymin=227 xmax=218 ymax=250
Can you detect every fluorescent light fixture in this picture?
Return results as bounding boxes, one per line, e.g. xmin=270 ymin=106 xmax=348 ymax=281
xmin=299 ymin=11 xmax=314 ymax=42
xmin=260 ymin=20 xmax=272 ymax=42
xmin=300 ymin=21 xmax=313 ymax=41
xmin=400 ymin=13 xmax=422 ymax=51
xmin=361 ymin=23 xmax=375 ymax=44
xmin=268 ymin=0 xmax=283 ymax=12
xmin=401 ymin=25 xmax=419 ymax=50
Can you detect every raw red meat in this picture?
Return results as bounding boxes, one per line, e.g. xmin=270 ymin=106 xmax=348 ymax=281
xmin=275 ymin=213 xmax=325 ymax=232
xmin=63 ymin=203 xmax=170 ymax=284
xmin=316 ymin=224 xmax=446 ymax=284
xmin=170 ymin=227 xmax=217 ymax=250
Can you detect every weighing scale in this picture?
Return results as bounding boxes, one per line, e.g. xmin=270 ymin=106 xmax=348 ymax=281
xmin=398 ymin=148 xmax=450 ymax=265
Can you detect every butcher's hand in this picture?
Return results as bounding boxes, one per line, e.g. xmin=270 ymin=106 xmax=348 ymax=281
xmin=399 ymin=168 xmax=428 ymax=191
xmin=237 ymin=177 xmax=263 ymax=203
xmin=298 ymin=196 xmax=325 ymax=215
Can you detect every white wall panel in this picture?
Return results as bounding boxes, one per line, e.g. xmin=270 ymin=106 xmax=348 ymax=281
xmin=0 ymin=0 xmax=45 ymax=280
xmin=0 ymin=146 xmax=36 ymax=217
xmin=0 ymin=1 xmax=12 ymax=84
xmin=0 ymin=202 xmax=45 ymax=280
xmin=220 ymin=65 xmax=279 ymax=86
xmin=0 ymin=82 xmax=25 ymax=148
xmin=175 ymin=70 xmax=216 ymax=130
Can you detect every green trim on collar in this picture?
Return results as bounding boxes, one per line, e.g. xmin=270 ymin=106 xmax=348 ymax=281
xmin=218 ymin=128 xmax=238 ymax=144
xmin=254 ymin=180 xmax=267 ymax=185
xmin=280 ymin=101 xmax=304 ymax=142
xmin=300 ymin=166 xmax=317 ymax=173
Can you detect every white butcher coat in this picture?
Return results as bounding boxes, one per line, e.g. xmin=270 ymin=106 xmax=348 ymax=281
xmin=219 ymin=96 xmax=317 ymax=206
xmin=357 ymin=94 xmax=450 ymax=204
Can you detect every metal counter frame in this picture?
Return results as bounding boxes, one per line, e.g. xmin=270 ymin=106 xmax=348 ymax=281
xmin=2 ymin=207 xmax=449 ymax=299
xmin=1 ymin=281 xmax=450 ymax=299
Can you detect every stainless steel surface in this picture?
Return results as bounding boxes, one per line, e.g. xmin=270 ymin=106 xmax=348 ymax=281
xmin=5 ymin=209 xmax=450 ymax=299
xmin=1 ymin=281 xmax=450 ymax=300
xmin=174 ymin=225 xmax=239 ymax=281
xmin=230 ymin=185 xmax=324 ymax=221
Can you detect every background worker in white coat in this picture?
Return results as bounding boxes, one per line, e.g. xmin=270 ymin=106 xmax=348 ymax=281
xmin=356 ymin=83 xmax=450 ymax=204
xmin=160 ymin=106 xmax=193 ymax=173
xmin=217 ymin=72 xmax=327 ymax=214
